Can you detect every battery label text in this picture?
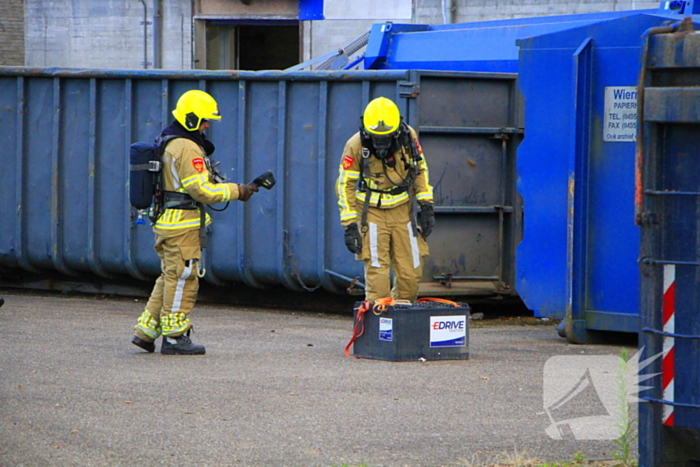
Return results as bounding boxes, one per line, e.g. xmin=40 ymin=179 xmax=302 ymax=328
xmin=430 ymin=315 xmax=467 ymax=348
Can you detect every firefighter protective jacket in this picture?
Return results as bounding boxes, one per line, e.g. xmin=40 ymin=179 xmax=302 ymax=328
xmin=336 ymin=125 xmax=433 ymax=228
xmin=154 ymin=138 xmax=242 ymax=237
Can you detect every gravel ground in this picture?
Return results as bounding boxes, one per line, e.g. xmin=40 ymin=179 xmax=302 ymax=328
xmin=0 ymin=291 xmax=639 ymax=467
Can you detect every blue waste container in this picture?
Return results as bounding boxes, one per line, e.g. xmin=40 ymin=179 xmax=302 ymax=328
xmin=638 ymin=25 xmax=700 ymax=467
xmin=0 ymin=68 xmax=522 ymax=298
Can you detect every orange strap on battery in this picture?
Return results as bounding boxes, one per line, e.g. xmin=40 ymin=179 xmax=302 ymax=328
xmin=345 ymin=300 xmax=371 ymax=358
xmin=345 ymin=298 xmax=398 ymax=358
xmin=417 ymin=297 xmax=460 ymax=307
xmin=372 ymin=297 xmax=396 ymax=315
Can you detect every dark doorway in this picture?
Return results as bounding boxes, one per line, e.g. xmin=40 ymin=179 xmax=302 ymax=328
xmin=205 ymin=22 xmax=299 ymax=71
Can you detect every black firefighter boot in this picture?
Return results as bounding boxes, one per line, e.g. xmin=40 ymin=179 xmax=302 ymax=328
xmin=131 ymin=335 xmax=156 ymax=353
xmin=161 ymin=329 xmax=206 ymax=355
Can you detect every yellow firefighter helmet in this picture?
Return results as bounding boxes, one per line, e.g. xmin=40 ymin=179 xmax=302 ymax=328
xmin=172 ymin=90 xmax=221 ymax=131
xmin=362 ymin=97 xmax=401 ymax=149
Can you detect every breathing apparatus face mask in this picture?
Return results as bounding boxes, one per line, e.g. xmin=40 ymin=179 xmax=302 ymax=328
xmin=370 ymin=133 xmax=394 ymax=161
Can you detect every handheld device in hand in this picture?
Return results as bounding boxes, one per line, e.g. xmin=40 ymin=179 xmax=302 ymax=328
xmin=250 ymin=171 xmax=276 ymax=190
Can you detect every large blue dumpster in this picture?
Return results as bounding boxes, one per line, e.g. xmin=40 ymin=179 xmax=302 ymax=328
xmin=0 ymin=68 xmax=523 ymax=298
xmin=515 ymin=14 xmax=700 ymax=343
xmin=638 ymin=26 xmax=700 ymax=467
xmin=515 ymin=13 xmax=700 ymax=342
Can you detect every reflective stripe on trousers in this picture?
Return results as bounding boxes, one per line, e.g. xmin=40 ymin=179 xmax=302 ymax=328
xmin=359 ymin=203 xmax=428 ymax=302
xmin=140 ymin=228 xmax=201 ymax=337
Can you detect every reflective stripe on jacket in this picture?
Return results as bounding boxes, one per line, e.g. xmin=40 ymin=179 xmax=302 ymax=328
xmin=154 ymin=137 xmax=240 ymax=237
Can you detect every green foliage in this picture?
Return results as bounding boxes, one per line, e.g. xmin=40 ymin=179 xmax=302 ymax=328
xmin=610 ymin=348 xmax=639 ymax=467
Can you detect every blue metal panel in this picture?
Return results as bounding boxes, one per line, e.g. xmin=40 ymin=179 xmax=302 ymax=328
xmin=299 ymin=0 xmax=323 ymax=20
xmin=0 ymin=77 xmax=22 ymax=271
xmin=364 ymin=10 xmax=657 ymax=73
xmin=0 ymin=67 xmax=521 ymax=297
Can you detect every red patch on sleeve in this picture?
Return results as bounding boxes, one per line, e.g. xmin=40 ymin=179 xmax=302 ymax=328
xmin=342 ymin=155 xmax=354 ymax=170
xmin=192 ymin=158 xmax=205 ymax=173
xmin=415 ymin=140 xmax=423 ymax=153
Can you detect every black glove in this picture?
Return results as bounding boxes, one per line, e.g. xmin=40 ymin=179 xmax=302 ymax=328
xmin=417 ymin=203 xmax=435 ymax=239
xmin=344 ymin=223 xmax=362 ymax=254
xmin=237 ymin=183 xmax=259 ymax=202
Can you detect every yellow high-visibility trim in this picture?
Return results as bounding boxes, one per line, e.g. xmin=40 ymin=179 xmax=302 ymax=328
xmin=181 ymin=174 xmax=207 ymax=186
xmin=198 ymin=183 xmax=229 ymax=198
xmin=181 ymin=174 xmax=232 ymax=201
xmin=161 ymin=312 xmax=190 ymax=336
xmin=156 ymin=219 xmax=202 ymax=230
xmin=135 ymin=309 xmax=161 ymax=339
xmin=340 ymin=211 xmax=358 ymax=221
xmin=416 ymin=187 xmax=433 ymax=201
xmin=154 ymin=209 xmax=212 ymax=230
xmin=356 ymin=190 xmax=410 ymax=208
xmin=336 ymin=168 xmax=360 ymax=221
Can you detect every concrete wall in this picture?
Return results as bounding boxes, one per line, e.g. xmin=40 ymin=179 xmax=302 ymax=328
xmin=25 ymin=0 xmax=151 ymax=68
xmin=25 ymin=0 xmax=192 ymax=69
xmin=22 ymin=0 xmax=412 ymax=70
xmin=302 ymin=19 xmax=377 ymax=67
xmin=302 ymin=0 xmax=412 ymax=69
xmin=0 ymin=0 xmax=25 ymax=66
xmin=414 ymin=0 xmax=660 ymax=24
xmin=21 ymin=0 xmax=665 ymax=70
xmin=160 ymin=1 xmax=194 ymax=69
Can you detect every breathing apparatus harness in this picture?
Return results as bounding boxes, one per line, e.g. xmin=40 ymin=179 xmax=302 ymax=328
xmin=151 ymin=137 xmax=229 ymax=214
xmin=358 ymin=120 xmax=423 ymax=237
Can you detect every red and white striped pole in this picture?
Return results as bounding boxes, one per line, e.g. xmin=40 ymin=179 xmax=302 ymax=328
xmin=662 ymin=264 xmax=676 ymax=426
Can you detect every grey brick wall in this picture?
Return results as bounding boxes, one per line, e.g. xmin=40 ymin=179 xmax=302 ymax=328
xmin=0 ymin=0 xmax=25 ymax=66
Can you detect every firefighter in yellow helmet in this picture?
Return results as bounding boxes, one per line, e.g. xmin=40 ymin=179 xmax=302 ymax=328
xmin=336 ymin=97 xmax=435 ymax=302
xmin=131 ymin=89 xmax=258 ymax=355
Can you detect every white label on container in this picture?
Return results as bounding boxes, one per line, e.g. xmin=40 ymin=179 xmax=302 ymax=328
xmin=379 ymin=317 xmax=393 ymax=341
xmin=430 ymin=315 xmax=467 ymax=348
xmin=604 ymin=86 xmax=637 ymax=142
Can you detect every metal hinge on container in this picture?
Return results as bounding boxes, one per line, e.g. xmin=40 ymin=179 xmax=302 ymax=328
xmin=398 ymin=81 xmax=420 ymax=98
xmin=636 ymin=212 xmax=658 ymax=225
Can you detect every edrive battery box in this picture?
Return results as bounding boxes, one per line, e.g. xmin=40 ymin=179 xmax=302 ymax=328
xmin=351 ymin=300 xmax=470 ymax=361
